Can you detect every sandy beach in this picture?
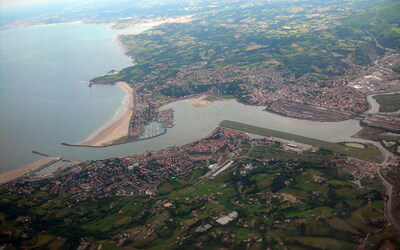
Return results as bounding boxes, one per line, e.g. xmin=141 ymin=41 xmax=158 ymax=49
xmin=192 ymin=99 xmax=213 ymax=108
xmin=0 ymin=156 xmax=59 ymax=184
xmin=80 ymin=82 xmax=133 ymax=146
xmin=0 ymin=82 xmax=133 ymax=183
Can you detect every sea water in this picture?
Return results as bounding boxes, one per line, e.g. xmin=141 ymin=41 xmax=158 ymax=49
xmin=50 ymin=97 xmax=367 ymax=163
xmin=0 ymin=22 xmax=370 ymax=173
xmin=0 ymin=22 xmax=148 ymax=172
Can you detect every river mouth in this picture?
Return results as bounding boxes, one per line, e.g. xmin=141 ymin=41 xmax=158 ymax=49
xmin=2 ymin=24 xmax=396 ymax=172
xmin=0 ymin=23 xmax=151 ymax=173
xmin=42 ymin=96 xmax=367 ymax=163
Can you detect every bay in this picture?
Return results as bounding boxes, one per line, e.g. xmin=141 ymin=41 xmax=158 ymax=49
xmin=0 ymin=22 xmax=149 ymax=172
xmin=0 ymin=22 xmax=379 ymax=173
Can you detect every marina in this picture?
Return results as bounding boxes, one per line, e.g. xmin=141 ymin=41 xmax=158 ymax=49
xmin=139 ymin=122 xmax=166 ymax=140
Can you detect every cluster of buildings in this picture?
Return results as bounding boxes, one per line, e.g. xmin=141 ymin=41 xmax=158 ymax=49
xmin=130 ymin=63 xmax=374 ymax=124
xmin=122 ymin=46 xmax=399 ymax=124
xmin=361 ymin=114 xmax=400 ymax=133
xmin=248 ymin=71 xmax=369 ymax=117
xmin=126 ymin=62 xmax=321 ymax=119
xmin=157 ymin=108 xmax=175 ymax=128
xmin=5 ymin=128 xmax=247 ymax=199
xmin=344 ymin=158 xmax=379 ymax=179
xmin=278 ymin=139 xmax=316 ymax=153
xmin=330 ymin=158 xmax=378 ymax=179
xmin=128 ymin=84 xmax=178 ymax=138
xmin=347 ymin=61 xmax=400 ymax=94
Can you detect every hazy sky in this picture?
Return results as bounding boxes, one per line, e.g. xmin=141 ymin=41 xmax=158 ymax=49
xmin=0 ymin=0 xmax=86 ymax=10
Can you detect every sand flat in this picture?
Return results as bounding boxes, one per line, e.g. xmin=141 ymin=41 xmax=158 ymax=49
xmin=192 ymin=99 xmax=213 ymax=108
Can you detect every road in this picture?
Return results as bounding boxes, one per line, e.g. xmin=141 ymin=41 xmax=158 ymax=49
xmin=363 ymin=30 xmax=400 ymax=233
xmin=363 ymin=29 xmax=397 ymax=72
xmin=377 ymin=167 xmax=400 ymax=232
xmin=221 ymin=120 xmax=399 ymax=233
xmin=363 ymin=29 xmax=396 ymax=52
xmin=220 ymin=120 xmax=382 ymax=162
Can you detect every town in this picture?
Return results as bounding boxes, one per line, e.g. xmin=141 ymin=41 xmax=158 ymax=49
xmin=1 ymin=126 xmax=399 ymax=249
xmin=1 ymin=0 xmax=400 ymax=249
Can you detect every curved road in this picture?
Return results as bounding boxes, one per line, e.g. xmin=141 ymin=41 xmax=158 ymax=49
xmin=364 ymin=29 xmax=396 ymax=53
xmin=363 ymin=29 xmax=397 ymax=72
xmin=377 ymin=167 xmax=400 ymax=232
xmin=363 ymin=30 xmax=400 ymax=233
xmin=221 ymin=120 xmax=399 ymax=232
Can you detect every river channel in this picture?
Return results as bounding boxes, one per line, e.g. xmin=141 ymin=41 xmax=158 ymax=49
xmin=42 ymin=96 xmax=391 ymax=163
xmin=1 ymin=24 xmax=394 ymax=172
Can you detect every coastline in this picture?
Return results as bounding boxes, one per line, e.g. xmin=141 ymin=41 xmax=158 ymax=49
xmin=80 ymin=81 xmax=133 ymax=147
xmin=1 ymin=18 xmax=396 ymax=185
xmin=0 ymin=82 xmax=133 ymax=184
xmin=64 ymin=95 xmax=213 ymax=148
xmin=0 ymin=20 xmax=146 ymax=183
xmin=1 ymin=92 xmax=394 ymax=184
xmin=0 ymin=156 xmax=59 ymax=184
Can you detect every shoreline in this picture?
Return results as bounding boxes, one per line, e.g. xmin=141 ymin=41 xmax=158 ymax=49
xmin=366 ymin=91 xmax=400 ymax=114
xmin=62 ymin=129 xmax=167 ymax=148
xmin=0 ymin=92 xmax=394 ymax=184
xmin=79 ymin=82 xmax=133 ymax=147
xmin=0 ymin=82 xmax=133 ymax=184
xmin=0 ymin=156 xmax=59 ymax=184
xmin=0 ymin=19 xmax=149 ymax=183
xmin=65 ymin=95 xmax=210 ymax=148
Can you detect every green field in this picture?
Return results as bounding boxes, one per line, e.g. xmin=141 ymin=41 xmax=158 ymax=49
xmin=373 ymin=93 xmax=400 ymax=112
xmin=92 ymin=0 xmax=400 ymax=108
xmin=219 ymin=120 xmax=383 ymax=162
xmin=0 ymin=133 xmax=395 ymax=249
xmin=1 ymin=0 xmax=399 ymax=248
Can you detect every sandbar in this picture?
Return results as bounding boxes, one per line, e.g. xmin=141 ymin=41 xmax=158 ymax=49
xmin=80 ymin=81 xmax=133 ymax=146
xmin=192 ymin=99 xmax=213 ymax=108
xmin=0 ymin=156 xmax=59 ymax=184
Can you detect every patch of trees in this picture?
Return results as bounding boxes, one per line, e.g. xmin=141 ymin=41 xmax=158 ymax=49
xmin=160 ymin=85 xmax=190 ymax=97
